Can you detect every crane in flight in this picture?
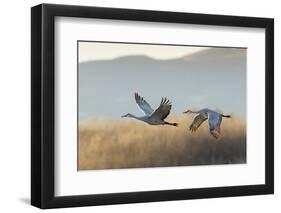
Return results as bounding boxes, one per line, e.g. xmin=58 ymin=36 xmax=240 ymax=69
xmin=183 ymin=108 xmax=231 ymax=139
xmin=122 ymin=92 xmax=178 ymax=126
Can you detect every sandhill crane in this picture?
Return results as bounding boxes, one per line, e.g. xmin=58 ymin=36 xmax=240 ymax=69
xmin=122 ymin=93 xmax=178 ymax=126
xmin=183 ymin=108 xmax=231 ymax=139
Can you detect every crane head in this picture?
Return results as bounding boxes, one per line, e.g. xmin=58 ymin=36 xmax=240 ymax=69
xmin=121 ymin=113 xmax=132 ymax=118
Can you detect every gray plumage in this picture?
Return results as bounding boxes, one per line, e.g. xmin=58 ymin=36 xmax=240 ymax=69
xmin=183 ymin=108 xmax=231 ymax=139
xmin=122 ymin=93 xmax=178 ymax=127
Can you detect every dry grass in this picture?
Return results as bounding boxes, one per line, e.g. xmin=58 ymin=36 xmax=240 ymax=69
xmin=78 ymin=115 xmax=246 ymax=170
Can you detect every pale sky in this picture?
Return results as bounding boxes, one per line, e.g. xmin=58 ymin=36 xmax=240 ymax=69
xmin=78 ymin=41 xmax=208 ymax=63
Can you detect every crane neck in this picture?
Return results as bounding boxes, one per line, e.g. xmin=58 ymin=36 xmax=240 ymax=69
xmin=127 ymin=113 xmax=145 ymax=121
xmin=189 ymin=110 xmax=201 ymax=114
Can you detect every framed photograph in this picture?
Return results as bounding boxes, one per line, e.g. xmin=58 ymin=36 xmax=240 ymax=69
xmin=31 ymin=3 xmax=274 ymax=209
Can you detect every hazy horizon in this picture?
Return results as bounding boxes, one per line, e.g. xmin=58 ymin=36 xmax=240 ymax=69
xmin=79 ymin=41 xmax=209 ymax=63
xmin=78 ymin=42 xmax=246 ymax=123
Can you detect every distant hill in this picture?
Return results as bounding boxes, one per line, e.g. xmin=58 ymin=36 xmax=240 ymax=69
xmin=79 ymin=48 xmax=247 ymax=121
xmin=181 ymin=48 xmax=246 ymax=62
xmin=80 ymin=48 xmax=246 ymax=75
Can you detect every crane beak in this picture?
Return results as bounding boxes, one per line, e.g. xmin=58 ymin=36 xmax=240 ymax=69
xmin=121 ymin=113 xmax=128 ymax=118
xmin=183 ymin=110 xmax=190 ymax=114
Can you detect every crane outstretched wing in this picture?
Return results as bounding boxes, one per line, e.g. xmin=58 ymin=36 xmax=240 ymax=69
xmin=189 ymin=113 xmax=208 ymax=132
xmin=207 ymin=111 xmax=223 ymax=139
xmin=134 ymin=93 xmax=154 ymax=116
xmin=150 ymin=97 xmax=172 ymax=120
xmin=208 ymin=111 xmax=222 ymax=132
xmin=210 ymin=130 xmax=220 ymax=139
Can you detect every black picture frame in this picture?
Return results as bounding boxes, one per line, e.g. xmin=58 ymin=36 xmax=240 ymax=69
xmin=31 ymin=3 xmax=274 ymax=209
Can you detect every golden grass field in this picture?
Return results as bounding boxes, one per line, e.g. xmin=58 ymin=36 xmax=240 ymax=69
xmin=78 ymin=115 xmax=246 ymax=170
